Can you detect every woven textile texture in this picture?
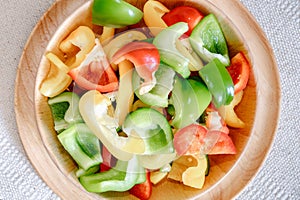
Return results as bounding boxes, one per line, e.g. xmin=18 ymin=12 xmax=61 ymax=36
xmin=0 ymin=0 xmax=299 ymax=199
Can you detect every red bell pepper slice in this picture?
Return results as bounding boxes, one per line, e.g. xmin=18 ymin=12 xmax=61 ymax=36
xmin=162 ymin=6 xmax=204 ymax=36
xmin=129 ymin=171 xmax=152 ymax=200
xmin=173 ymin=124 xmax=236 ymax=156
xmin=112 ymin=41 xmax=160 ymax=95
xmin=100 ymin=145 xmax=113 ymax=172
xmin=68 ymin=61 xmax=118 ymax=93
xmin=227 ymin=52 xmax=250 ymax=94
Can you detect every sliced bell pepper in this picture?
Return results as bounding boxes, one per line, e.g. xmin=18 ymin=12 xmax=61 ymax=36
xmin=168 ymin=155 xmax=208 ymax=189
xmin=190 ymin=14 xmax=230 ymax=66
xmin=199 ymin=58 xmax=234 ymax=108
xmin=226 ymin=52 xmax=250 ymax=94
xmin=58 ymin=123 xmax=103 ymax=171
xmin=122 ymin=108 xmax=174 ymax=155
xmin=79 ymin=156 xmax=145 ymax=193
xmin=114 ymin=60 xmax=134 ymax=126
xmin=103 ymin=30 xmax=147 ymax=62
xmin=169 ymin=76 xmax=212 ymax=129
xmin=111 ymin=41 xmax=160 ymax=95
xmin=173 ymin=124 xmax=236 ymax=156
xmin=132 ymin=63 xmax=175 ymax=107
xmin=48 ymin=91 xmax=83 ymax=133
xmin=39 ymin=53 xmax=72 ymax=97
xmin=130 ymin=171 xmax=152 ymax=200
xmin=153 ymin=22 xmax=191 ymax=78
xmin=92 ymin=0 xmax=143 ymax=28
xmin=218 ymin=90 xmax=245 ymax=128
xmin=143 ymin=0 xmax=169 ymax=36
xmin=68 ymin=39 xmax=118 ymax=93
xmin=59 ymin=26 xmax=96 ymax=69
xmin=79 ymin=90 xmax=133 ymax=161
xmin=162 ymin=6 xmax=204 ymax=36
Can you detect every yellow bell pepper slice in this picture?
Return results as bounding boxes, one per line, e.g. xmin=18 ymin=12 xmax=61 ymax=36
xmin=39 ymin=53 xmax=72 ymax=97
xmin=59 ymin=26 xmax=95 ymax=69
xmin=143 ymin=0 xmax=169 ymax=36
xmin=218 ymin=90 xmax=245 ymax=128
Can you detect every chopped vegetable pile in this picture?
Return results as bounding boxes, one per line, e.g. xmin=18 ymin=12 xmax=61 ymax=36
xmin=40 ymin=0 xmax=251 ymax=199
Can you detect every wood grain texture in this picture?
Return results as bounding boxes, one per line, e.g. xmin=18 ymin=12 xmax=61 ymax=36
xmin=15 ymin=0 xmax=281 ymax=199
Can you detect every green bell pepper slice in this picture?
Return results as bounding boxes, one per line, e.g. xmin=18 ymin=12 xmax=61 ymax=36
xmin=153 ymin=22 xmax=191 ymax=78
xmin=79 ymin=156 xmax=145 ymax=193
xmin=132 ymin=63 xmax=176 ymax=107
xmin=58 ymin=123 xmax=102 ymax=171
xmin=190 ymin=14 xmax=230 ymax=66
xmin=48 ymin=92 xmax=83 ymax=133
xmin=122 ymin=108 xmax=174 ymax=154
xmin=92 ymin=0 xmax=143 ymax=28
xmin=170 ymin=76 xmax=212 ymax=129
xmin=199 ymin=58 xmax=234 ymax=108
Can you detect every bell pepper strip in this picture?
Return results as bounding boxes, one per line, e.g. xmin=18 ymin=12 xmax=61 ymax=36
xmin=205 ymin=104 xmax=229 ymax=134
xmin=100 ymin=145 xmax=113 ymax=172
xmin=178 ymin=38 xmax=204 ymax=71
xmin=168 ymin=154 xmax=207 ymax=189
xmin=39 ymin=53 xmax=73 ymax=98
xmin=218 ymin=90 xmax=245 ymax=128
xmin=68 ymin=39 xmax=119 ymax=93
xmin=114 ymin=60 xmax=134 ymax=126
xmin=182 ymin=155 xmax=207 ymax=189
xmin=99 ymin=27 xmax=115 ymax=44
xmin=208 ymin=131 xmax=237 ymax=154
xmin=199 ymin=58 xmax=234 ymax=108
xmin=92 ymin=0 xmax=143 ymax=28
xmin=153 ymin=22 xmax=191 ymax=78
xmin=143 ymin=0 xmax=170 ymax=36
xmin=227 ymin=52 xmax=250 ymax=94
xmin=122 ymin=108 xmax=174 ymax=155
xmin=57 ymin=123 xmax=103 ymax=171
xmin=79 ymin=156 xmax=145 ymax=193
xmin=169 ymin=76 xmax=212 ymax=129
xmin=48 ymin=92 xmax=83 ymax=133
xmin=130 ymin=171 xmax=152 ymax=200
xmin=59 ymin=26 xmax=96 ymax=69
xmin=190 ymin=14 xmax=230 ymax=66
xmin=173 ymin=124 xmax=236 ymax=156
xmin=111 ymin=41 xmax=160 ymax=95
xmin=76 ymin=165 xmax=100 ymax=178
xmin=103 ymin=30 xmax=147 ymax=62
xmin=132 ymin=63 xmax=175 ymax=107
xmin=162 ymin=6 xmax=204 ymax=36
xmin=79 ymin=90 xmax=133 ymax=161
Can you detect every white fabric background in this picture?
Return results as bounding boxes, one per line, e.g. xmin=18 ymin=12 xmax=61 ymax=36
xmin=0 ymin=0 xmax=299 ymax=199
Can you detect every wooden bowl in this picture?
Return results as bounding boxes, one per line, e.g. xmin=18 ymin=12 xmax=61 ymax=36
xmin=15 ymin=0 xmax=280 ymax=199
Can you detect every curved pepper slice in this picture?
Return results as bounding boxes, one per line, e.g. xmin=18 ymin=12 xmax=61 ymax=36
xmin=162 ymin=6 xmax=204 ymax=36
xmin=122 ymin=108 xmax=174 ymax=155
xmin=39 ymin=53 xmax=72 ymax=97
xmin=199 ymin=58 xmax=234 ymax=108
xmin=153 ymin=22 xmax=193 ymax=78
xmin=69 ymin=39 xmax=118 ymax=93
xmin=48 ymin=92 xmax=83 ymax=133
xmin=59 ymin=26 xmax=95 ymax=69
xmin=112 ymin=42 xmax=160 ymax=95
xmin=132 ymin=63 xmax=175 ymax=107
xmin=143 ymin=0 xmax=169 ymax=36
xmin=92 ymin=0 xmax=143 ymax=28
xmin=169 ymin=76 xmax=212 ymax=129
xmin=79 ymin=156 xmax=145 ymax=193
xmin=218 ymin=90 xmax=245 ymax=128
xmin=190 ymin=14 xmax=230 ymax=66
